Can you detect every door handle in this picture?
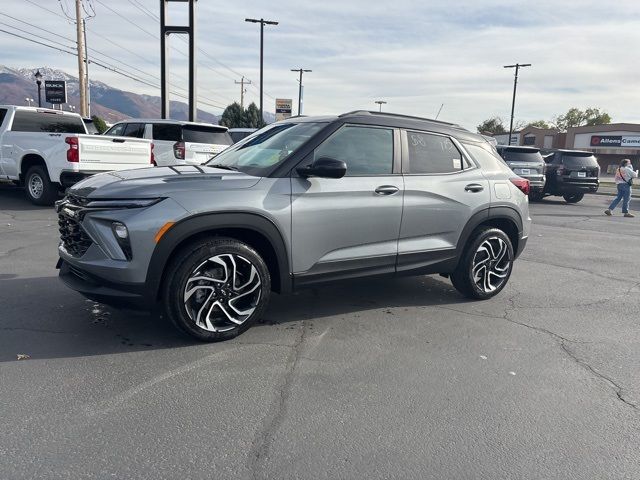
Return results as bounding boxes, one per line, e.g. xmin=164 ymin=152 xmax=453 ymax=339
xmin=374 ymin=185 xmax=399 ymax=195
xmin=464 ymin=183 xmax=484 ymax=193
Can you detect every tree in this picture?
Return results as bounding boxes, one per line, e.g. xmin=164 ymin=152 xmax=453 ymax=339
xmin=244 ymin=102 xmax=265 ymax=128
xmin=219 ymin=102 xmax=245 ymax=128
xmin=553 ymin=107 xmax=612 ymax=131
xmin=477 ymin=117 xmax=506 ymax=135
xmin=525 ymin=120 xmax=551 ymax=129
xmin=91 ymin=115 xmax=107 ymax=133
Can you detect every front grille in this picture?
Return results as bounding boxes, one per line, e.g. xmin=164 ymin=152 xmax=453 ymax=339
xmin=58 ymin=199 xmax=93 ymax=257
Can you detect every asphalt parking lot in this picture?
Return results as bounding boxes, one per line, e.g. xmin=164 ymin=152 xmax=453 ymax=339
xmin=1 ymin=185 xmax=639 ymax=480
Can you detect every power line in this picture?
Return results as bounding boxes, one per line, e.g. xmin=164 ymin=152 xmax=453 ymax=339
xmin=2 ymin=12 xmax=233 ymax=105
xmin=0 ymin=28 xmax=226 ymax=110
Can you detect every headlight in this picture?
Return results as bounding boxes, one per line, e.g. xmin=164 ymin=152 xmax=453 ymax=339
xmin=85 ymin=198 xmax=163 ymax=209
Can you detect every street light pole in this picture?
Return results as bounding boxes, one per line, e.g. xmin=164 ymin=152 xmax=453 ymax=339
xmin=291 ymin=68 xmax=311 ymax=115
xmin=34 ymin=70 xmax=42 ymax=108
xmin=245 ymin=18 xmax=278 ymax=125
xmin=375 ymin=100 xmax=387 ymax=112
xmin=503 ymin=63 xmax=531 ymax=145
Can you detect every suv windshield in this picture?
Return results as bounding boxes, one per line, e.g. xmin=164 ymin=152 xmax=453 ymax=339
xmin=561 ymin=152 xmax=599 ymax=168
xmin=498 ymin=147 xmax=543 ymax=163
xmin=206 ymin=122 xmax=327 ymax=176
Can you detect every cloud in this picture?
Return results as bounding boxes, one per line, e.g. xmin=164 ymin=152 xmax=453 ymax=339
xmin=2 ymin=0 xmax=639 ymax=129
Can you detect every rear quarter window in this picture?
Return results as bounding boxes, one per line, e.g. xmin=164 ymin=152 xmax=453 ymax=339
xmin=152 ymin=123 xmax=182 ymax=141
xmin=0 ymin=108 xmax=7 ymax=128
xmin=183 ymin=126 xmax=232 ymax=145
xmin=11 ymin=111 xmax=86 ymax=133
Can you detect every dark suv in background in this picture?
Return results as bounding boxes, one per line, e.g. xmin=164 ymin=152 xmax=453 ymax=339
xmin=496 ymin=145 xmax=546 ymax=201
xmin=542 ymin=149 xmax=600 ymax=203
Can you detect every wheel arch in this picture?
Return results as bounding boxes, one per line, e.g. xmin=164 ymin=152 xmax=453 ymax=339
xmin=147 ymin=212 xmax=292 ymax=300
xmin=20 ymin=154 xmax=49 ymax=183
xmin=456 ymin=207 xmax=523 ymax=265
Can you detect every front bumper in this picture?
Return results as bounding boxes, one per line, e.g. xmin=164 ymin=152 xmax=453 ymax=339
xmin=58 ymin=259 xmax=151 ymax=310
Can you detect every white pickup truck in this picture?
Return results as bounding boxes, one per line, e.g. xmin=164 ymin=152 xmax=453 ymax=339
xmin=0 ymin=106 xmax=153 ymax=205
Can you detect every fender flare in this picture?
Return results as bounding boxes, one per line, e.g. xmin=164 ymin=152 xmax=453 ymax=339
xmin=456 ymin=206 xmax=523 ymax=259
xmin=145 ymin=212 xmax=292 ymax=299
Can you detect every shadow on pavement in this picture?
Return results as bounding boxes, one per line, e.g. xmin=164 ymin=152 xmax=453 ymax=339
xmin=0 ymin=273 xmax=465 ymax=362
xmin=0 ymin=184 xmax=58 ymax=212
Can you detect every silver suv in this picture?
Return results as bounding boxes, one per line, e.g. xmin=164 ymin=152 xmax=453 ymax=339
xmin=56 ymin=111 xmax=531 ymax=341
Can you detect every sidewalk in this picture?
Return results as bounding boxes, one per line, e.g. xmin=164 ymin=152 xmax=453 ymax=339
xmin=595 ymin=180 xmax=639 ymax=198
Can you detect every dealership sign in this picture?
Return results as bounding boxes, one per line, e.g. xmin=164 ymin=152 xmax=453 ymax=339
xmin=275 ymin=98 xmax=292 ymax=122
xmin=590 ymin=135 xmax=640 ymax=148
xmin=44 ymin=80 xmax=67 ymax=104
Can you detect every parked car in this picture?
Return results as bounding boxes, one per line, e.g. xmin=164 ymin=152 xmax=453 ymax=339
xmin=0 ymin=106 xmax=153 ymax=205
xmin=228 ymin=127 xmax=257 ymax=144
xmin=542 ymin=149 xmax=600 ymax=203
xmin=104 ymin=119 xmax=233 ymax=166
xmin=496 ymin=145 xmax=546 ymax=201
xmin=56 ymin=110 xmax=531 ymax=341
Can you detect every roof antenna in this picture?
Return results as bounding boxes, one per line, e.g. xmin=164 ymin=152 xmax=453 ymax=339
xmin=435 ymin=103 xmax=444 ymax=120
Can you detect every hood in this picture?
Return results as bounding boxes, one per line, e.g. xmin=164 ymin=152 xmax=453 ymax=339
xmin=69 ymin=165 xmax=261 ymax=198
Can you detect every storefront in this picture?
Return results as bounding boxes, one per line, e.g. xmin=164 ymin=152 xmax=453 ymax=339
xmin=565 ymin=124 xmax=640 ymax=173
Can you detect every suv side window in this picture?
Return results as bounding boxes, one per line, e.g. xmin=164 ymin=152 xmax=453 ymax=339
xmin=106 ymin=123 xmax=126 ymax=136
xmin=0 ymin=108 xmax=7 ymax=128
xmin=314 ymin=125 xmax=393 ymax=176
xmin=405 ymin=131 xmax=466 ymax=174
xmin=153 ymin=123 xmax=181 ymax=141
xmin=122 ymin=123 xmax=145 ymax=138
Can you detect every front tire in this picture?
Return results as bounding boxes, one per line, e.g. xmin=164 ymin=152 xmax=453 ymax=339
xmin=563 ymin=193 xmax=584 ymax=203
xmin=25 ymin=166 xmax=58 ymax=205
xmin=451 ymin=227 xmax=514 ymax=300
xmin=163 ymin=237 xmax=271 ymax=342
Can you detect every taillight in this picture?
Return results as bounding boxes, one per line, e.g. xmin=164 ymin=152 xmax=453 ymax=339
xmin=150 ymin=143 xmax=156 ymax=166
xmin=173 ymin=141 xmax=185 ymax=160
xmin=510 ymin=177 xmax=530 ymax=196
xmin=65 ymin=136 xmax=79 ymax=162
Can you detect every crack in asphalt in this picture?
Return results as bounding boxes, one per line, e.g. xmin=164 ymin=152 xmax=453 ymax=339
xmin=0 ymin=326 xmax=75 ymax=335
xmin=249 ymin=321 xmax=307 ymax=479
xmin=500 ymin=290 xmax=638 ymax=412
xmin=560 ymin=341 xmax=638 ymax=410
xmin=520 ymin=258 xmax=639 ymax=283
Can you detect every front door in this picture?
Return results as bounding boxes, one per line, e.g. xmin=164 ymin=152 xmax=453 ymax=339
xmin=291 ymin=124 xmax=403 ymax=285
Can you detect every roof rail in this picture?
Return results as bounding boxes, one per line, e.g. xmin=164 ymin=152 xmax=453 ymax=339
xmin=339 ymin=110 xmax=457 ymax=127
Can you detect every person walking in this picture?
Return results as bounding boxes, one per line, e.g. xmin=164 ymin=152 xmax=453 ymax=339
xmin=605 ymin=158 xmax=638 ymax=217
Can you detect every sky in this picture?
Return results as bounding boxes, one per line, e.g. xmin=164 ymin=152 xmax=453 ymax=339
xmin=1 ymin=0 xmax=639 ymax=130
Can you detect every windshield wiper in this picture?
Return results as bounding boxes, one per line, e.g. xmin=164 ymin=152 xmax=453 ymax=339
xmin=207 ymin=163 xmax=239 ymax=171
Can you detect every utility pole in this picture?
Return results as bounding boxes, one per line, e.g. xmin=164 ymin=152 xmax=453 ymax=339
xmin=245 ymin=18 xmax=278 ymax=124
xmin=83 ymin=18 xmax=90 ymax=117
xmin=290 ymin=68 xmax=311 ymax=115
xmin=75 ymin=0 xmax=88 ymax=117
xmin=235 ymin=76 xmax=251 ymax=109
xmin=504 ymin=63 xmax=531 ymax=145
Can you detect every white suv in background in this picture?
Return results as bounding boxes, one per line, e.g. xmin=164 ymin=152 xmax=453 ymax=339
xmin=104 ymin=119 xmax=233 ymax=166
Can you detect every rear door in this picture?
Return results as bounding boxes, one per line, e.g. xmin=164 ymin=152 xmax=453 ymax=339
xmin=291 ymin=124 xmax=403 ymax=284
xmin=181 ymin=125 xmax=233 ymax=164
xmin=398 ymin=130 xmax=491 ymax=273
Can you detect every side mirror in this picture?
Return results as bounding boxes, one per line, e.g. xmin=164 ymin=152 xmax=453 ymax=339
xmin=297 ymin=157 xmax=347 ymax=179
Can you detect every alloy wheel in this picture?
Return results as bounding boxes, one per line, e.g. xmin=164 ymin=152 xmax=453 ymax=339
xmin=471 ymin=236 xmax=511 ymax=293
xmin=183 ymin=253 xmax=262 ymax=332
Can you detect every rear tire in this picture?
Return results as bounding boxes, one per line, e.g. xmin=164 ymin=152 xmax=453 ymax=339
xmin=25 ymin=166 xmax=58 ymax=206
xmin=451 ymin=227 xmax=514 ymax=300
xmin=563 ymin=193 xmax=584 ymax=203
xmin=163 ymin=236 xmax=271 ymax=342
